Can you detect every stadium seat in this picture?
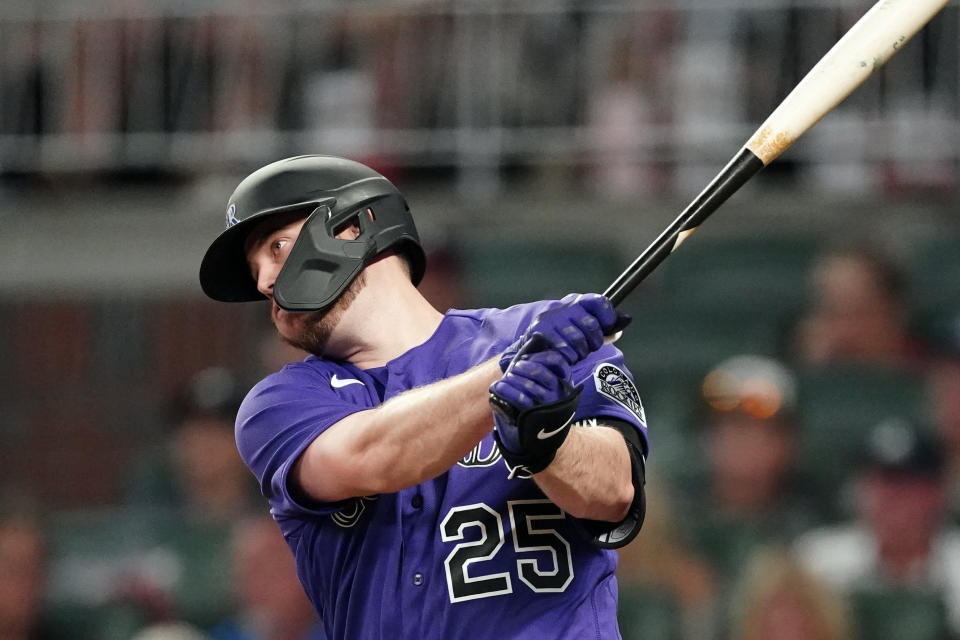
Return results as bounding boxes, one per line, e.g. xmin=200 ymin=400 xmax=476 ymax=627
xmin=618 ymin=585 xmax=683 ymax=640
xmin=458 ymin=237 xmax=623 ymax=309
xmin=795 ymin=366 xmax=926 ymax=502
xmin=47 ymin=507 xmax=233 ymax=633
xmin=915 ymin=304 xmax=960 ymax=353
xmin=44 ymin=601 xmax=146 ymax=640
xmin=152 ymin=517 xmax=235 ymax=630
xmin=850 ymin=589 xmax=951 ymax=640
xmin=656 ymin=232 xmax=819 ymax=319
xmin=630 ymin=372 xmax=705 ymax=488
xmin=614 ymin=306 xmax=782 ymax=380
xmin=905 ymin=233 xmax=960 ymax=315
xmin=904 ymin=233 xmax=960 ymax=359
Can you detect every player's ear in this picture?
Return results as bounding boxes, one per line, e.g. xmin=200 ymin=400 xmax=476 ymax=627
xmin=333 ymin=216 xmax=362 ymax=240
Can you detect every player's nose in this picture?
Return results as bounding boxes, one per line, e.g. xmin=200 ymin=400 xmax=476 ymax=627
xmin=255 ymin=262 xmax=280 ymax=298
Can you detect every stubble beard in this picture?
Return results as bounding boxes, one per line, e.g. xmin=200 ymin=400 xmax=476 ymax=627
xmin=277 ymin=271 xmax=367 ymax=357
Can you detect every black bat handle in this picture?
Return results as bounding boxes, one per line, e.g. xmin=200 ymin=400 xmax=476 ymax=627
xmin=603 ymin=148 xmax=765 ymax=307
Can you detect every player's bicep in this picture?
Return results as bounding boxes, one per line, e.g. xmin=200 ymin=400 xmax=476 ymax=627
xmin=290 ymin=408 xmax=388 ymax=504
xmin=235 ymin=372 xmax=371 ymax=518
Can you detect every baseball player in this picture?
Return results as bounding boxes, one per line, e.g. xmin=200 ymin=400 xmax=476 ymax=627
xmin=199 ymin=156 xmax=649 ymax=639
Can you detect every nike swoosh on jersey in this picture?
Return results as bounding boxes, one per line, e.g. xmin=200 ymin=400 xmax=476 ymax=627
xmin=330 ymin=374 xmax=364 ymax=389
xmin=536 ymin=414 xmax=575 ymax=440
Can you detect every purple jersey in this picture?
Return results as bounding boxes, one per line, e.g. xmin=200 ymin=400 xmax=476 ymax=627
xmin=236 ymin=301 xmax=649 ymax=640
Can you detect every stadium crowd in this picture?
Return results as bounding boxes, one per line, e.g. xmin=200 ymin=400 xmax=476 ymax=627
xmin=1 ymin=2 xmax=959 ymax=639
xmin=2 ymin=235 xmax=960 ymax=640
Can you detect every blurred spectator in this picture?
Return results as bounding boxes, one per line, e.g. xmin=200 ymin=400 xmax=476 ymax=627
xmin=927 ymin=356 xmax=960 ymax=520
xmin=587 ymin=11 xmax=675 ymax=199
xmin=729 ymin=547 xmax=853 ymax=640
xmin=587 ymin=35 xmax=655 ymax=199
xmin=210 ymin=516 xmax=324 ymax=640
xmin=416 ymin=246 xmax=466 ymax=313
xmin=1 ymin=23 xmax=47 ymax=139
xmin=257 ymin=328 xmax=308 ymax=377
xmin=210 ymin=16 xmax=276 ymax=133
xmin=125 ymin=367 xmax=259 ymax=522
xmin=792 ymin=245 xmax=930 ymax=369
xmin=678 ymin=356 xmax=821 ymax=602
xmin=43 ymin=504 xmax=234 ymax=636
xmin=617 ymin=483 xmax=717 ymax=640
xmin=131 ymin=623 xmax=208 ymax=640
xmin=796 ymin=418 xmax=960 ymax=634
xmin=0 ymin=497 xmax=60 ymax=640
xmin=114 ymin=367 xmax=260 ymax=630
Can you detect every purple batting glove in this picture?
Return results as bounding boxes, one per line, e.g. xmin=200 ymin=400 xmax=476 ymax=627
xmin=498 ymin=293 xmax=631 ymax=370
xmin=490 ymin=333 xmax=576 ymax=454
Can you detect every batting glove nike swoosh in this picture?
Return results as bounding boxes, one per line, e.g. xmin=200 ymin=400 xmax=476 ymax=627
xmin=490 ymin=333 xmax=583 ymax=475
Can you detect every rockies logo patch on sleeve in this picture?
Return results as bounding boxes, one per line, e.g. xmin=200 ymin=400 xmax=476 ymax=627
xmin=594 ymin=364 xmax=646 ymax=425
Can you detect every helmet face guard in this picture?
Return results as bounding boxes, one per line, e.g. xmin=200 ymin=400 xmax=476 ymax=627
xmin=274 ymin=191 xmax=420 ymax=311
xmin=199 ymin=155 xmax=426 ymax=312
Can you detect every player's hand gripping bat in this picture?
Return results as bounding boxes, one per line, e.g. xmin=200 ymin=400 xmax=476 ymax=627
xmin=602 ymin=0 xmax=952 ymax=308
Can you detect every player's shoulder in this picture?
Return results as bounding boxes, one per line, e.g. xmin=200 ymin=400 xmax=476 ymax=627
xmin=238 ymin=357 xmax=355 ymax=418
xmin=250 ymin=356 xmax=341 ymax=391
xmin=451 ymin=299 xmax=560 ymax=338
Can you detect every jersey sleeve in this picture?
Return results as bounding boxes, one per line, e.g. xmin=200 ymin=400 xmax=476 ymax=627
xmin=570 ymin=344 xmax=649 ymax=456
xmin=235 ymin=364 xmax=367 ymax=520
xmin=568 ymin=345 xmax=649 ymax=548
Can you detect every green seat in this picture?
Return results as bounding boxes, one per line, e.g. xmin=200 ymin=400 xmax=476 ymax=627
xmin=851 ymin=589 xmax=950 ymax=640
xmin=153 ymin=517 xmax=235 ymax=630
xmin=906 ymin=234 xmax=960 ymax=315
xmin=796 ymin=366 xmax=926 ymax=501
xmin=914 ymin=304 xmax=960 ymax=351
xmin=618 ymin=585 xmax=683 ymax=640
xmin=614 ymin=307 xmax=781 ymax=380
xmin=631 ymin=371 xmax=701 ymax=432
xmin=459 ymin=237 xmax=622 ymax=309
xmin=657 ymin=232 xmax=818 ymax=318
xmin=43 ymin=602 xmax=146 ymax=640
xmin=630 ymin=372 xmax=704 ymax=487
xmin=47 ymin=507 xmax=233 ymax=632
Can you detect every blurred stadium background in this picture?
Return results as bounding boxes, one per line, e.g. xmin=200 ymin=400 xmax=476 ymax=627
xmin=1 ymin=1 xmax=959 ymax=639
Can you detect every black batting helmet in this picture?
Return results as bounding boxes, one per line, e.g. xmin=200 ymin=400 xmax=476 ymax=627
xmin=199 ymin=155 xmax=426 ymax=312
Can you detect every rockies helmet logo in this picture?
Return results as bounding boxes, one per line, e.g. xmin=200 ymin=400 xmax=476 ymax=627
xmin=225 ymin=203 xmax=239 ymax=228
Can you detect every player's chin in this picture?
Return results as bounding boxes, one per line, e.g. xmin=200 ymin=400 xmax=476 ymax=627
xmin=268 ymin=301 xmax=295 ymax=329
xmin=273 ymin=307 xmax=332 ymax=356
xmin=273 ymin=310 xmax=308 ymax=337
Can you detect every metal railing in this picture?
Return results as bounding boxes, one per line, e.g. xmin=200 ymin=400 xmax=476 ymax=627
xmin=1 ymin=0 xmax=957 ymax=196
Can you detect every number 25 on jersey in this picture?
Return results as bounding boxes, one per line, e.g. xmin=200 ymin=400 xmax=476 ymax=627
xmin=440 ymin=499 xmax=574 ymax=603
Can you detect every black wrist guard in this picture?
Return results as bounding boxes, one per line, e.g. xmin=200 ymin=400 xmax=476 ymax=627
xmin=490 ymin=385 xmax=583 ymax=476
xmin=569 ymin=418 xmax=647 ymax=549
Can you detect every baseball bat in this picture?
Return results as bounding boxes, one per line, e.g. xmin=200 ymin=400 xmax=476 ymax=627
xmin=603 ymin=0 xmax=952 ymax=307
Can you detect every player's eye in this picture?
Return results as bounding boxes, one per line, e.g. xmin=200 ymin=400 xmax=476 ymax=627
xmin=271 ymin=239 xmax=289 ymax=255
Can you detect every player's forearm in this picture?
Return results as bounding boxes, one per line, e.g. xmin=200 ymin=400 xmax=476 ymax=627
xmin=533 ymin=423 xmax=633 ymax=522
xmin=296 ymin=359 xmax=502 ymax=501
xmin=364 ymin=359 xmax=502 ymax=488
